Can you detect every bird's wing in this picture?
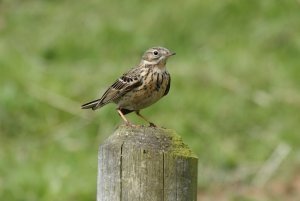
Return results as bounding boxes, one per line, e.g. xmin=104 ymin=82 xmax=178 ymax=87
xmin=95 ymin=68 xmax=143 ymax=108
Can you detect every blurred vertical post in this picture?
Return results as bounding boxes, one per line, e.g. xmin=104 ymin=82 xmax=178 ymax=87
xmin=97 ymin=125 xmax=198 ymax=201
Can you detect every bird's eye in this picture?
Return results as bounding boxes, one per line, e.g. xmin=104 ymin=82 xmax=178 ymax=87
xmin=153 ymin=51 xmax=159 ymax=55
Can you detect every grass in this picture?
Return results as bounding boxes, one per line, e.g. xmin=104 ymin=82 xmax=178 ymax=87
xmin=1 ymin=0 xmax=300 ymax=200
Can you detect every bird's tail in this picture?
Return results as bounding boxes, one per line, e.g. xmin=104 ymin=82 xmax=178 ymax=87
xmin=81 ymin=99 xmax=103 ymax=110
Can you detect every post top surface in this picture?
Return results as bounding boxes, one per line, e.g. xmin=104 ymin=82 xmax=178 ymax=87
xmin=101 ymin=125 xmax=197 ymax=158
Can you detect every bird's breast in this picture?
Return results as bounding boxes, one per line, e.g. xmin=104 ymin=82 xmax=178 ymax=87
xmin=116 ymin=69 xmax=170 ymax=110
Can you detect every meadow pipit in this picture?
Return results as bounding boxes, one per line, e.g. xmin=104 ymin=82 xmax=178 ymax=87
xmin=81 ymin=47 xmax=175 ymax=127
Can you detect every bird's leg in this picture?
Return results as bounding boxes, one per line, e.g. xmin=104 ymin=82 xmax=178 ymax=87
xmin=135 ymin=111 xmax=156 ymax=127
xmin=117 ymin=109 xmax=133 ymax=126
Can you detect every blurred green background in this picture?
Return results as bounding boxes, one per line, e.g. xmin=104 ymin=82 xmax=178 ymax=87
xmin=1 ymin=0 xmax=300 ymax=200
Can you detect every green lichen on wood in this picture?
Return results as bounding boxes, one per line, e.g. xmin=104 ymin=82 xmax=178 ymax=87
xmin=111 ymin=125 xmax=198 ymax=159
xmin=161 ymin=128 xmax=198 ymax=158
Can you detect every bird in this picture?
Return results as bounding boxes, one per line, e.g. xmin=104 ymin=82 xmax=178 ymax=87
xmin=81 ymin=47 xmax=175 ymax=127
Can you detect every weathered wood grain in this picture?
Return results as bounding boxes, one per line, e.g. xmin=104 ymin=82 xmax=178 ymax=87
xmin=97 ymin=125 xmax=198 ymax=201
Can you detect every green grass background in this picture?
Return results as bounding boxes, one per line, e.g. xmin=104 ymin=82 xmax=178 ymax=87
xmin=1 ymin=0 xmax=300 ymax=200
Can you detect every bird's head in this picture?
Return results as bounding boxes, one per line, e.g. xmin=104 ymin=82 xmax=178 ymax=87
xmin=140 ymin=47 xmax=175 ymax=67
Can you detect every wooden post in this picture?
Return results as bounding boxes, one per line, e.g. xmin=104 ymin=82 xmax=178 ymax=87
xmin=97 ymin=125 xmax=198 ymax=201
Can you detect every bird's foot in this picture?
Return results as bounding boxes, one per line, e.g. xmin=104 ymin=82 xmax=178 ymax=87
xmin=149 ymin=122 xmax=156 ymax=127
xmin=124 ymin=121 xmax=139 ymax=128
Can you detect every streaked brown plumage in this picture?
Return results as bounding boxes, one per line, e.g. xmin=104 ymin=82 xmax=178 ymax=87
xmin=81 ymin=47 xmax=175 ymax=126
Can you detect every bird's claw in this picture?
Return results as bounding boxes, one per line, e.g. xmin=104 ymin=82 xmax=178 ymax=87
xmin=149 ymin=122 xmax=156 ymax=127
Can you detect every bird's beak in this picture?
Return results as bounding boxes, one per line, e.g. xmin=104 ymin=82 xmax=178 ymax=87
xmin=167 ymin=52 xmax=176 ymax=57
